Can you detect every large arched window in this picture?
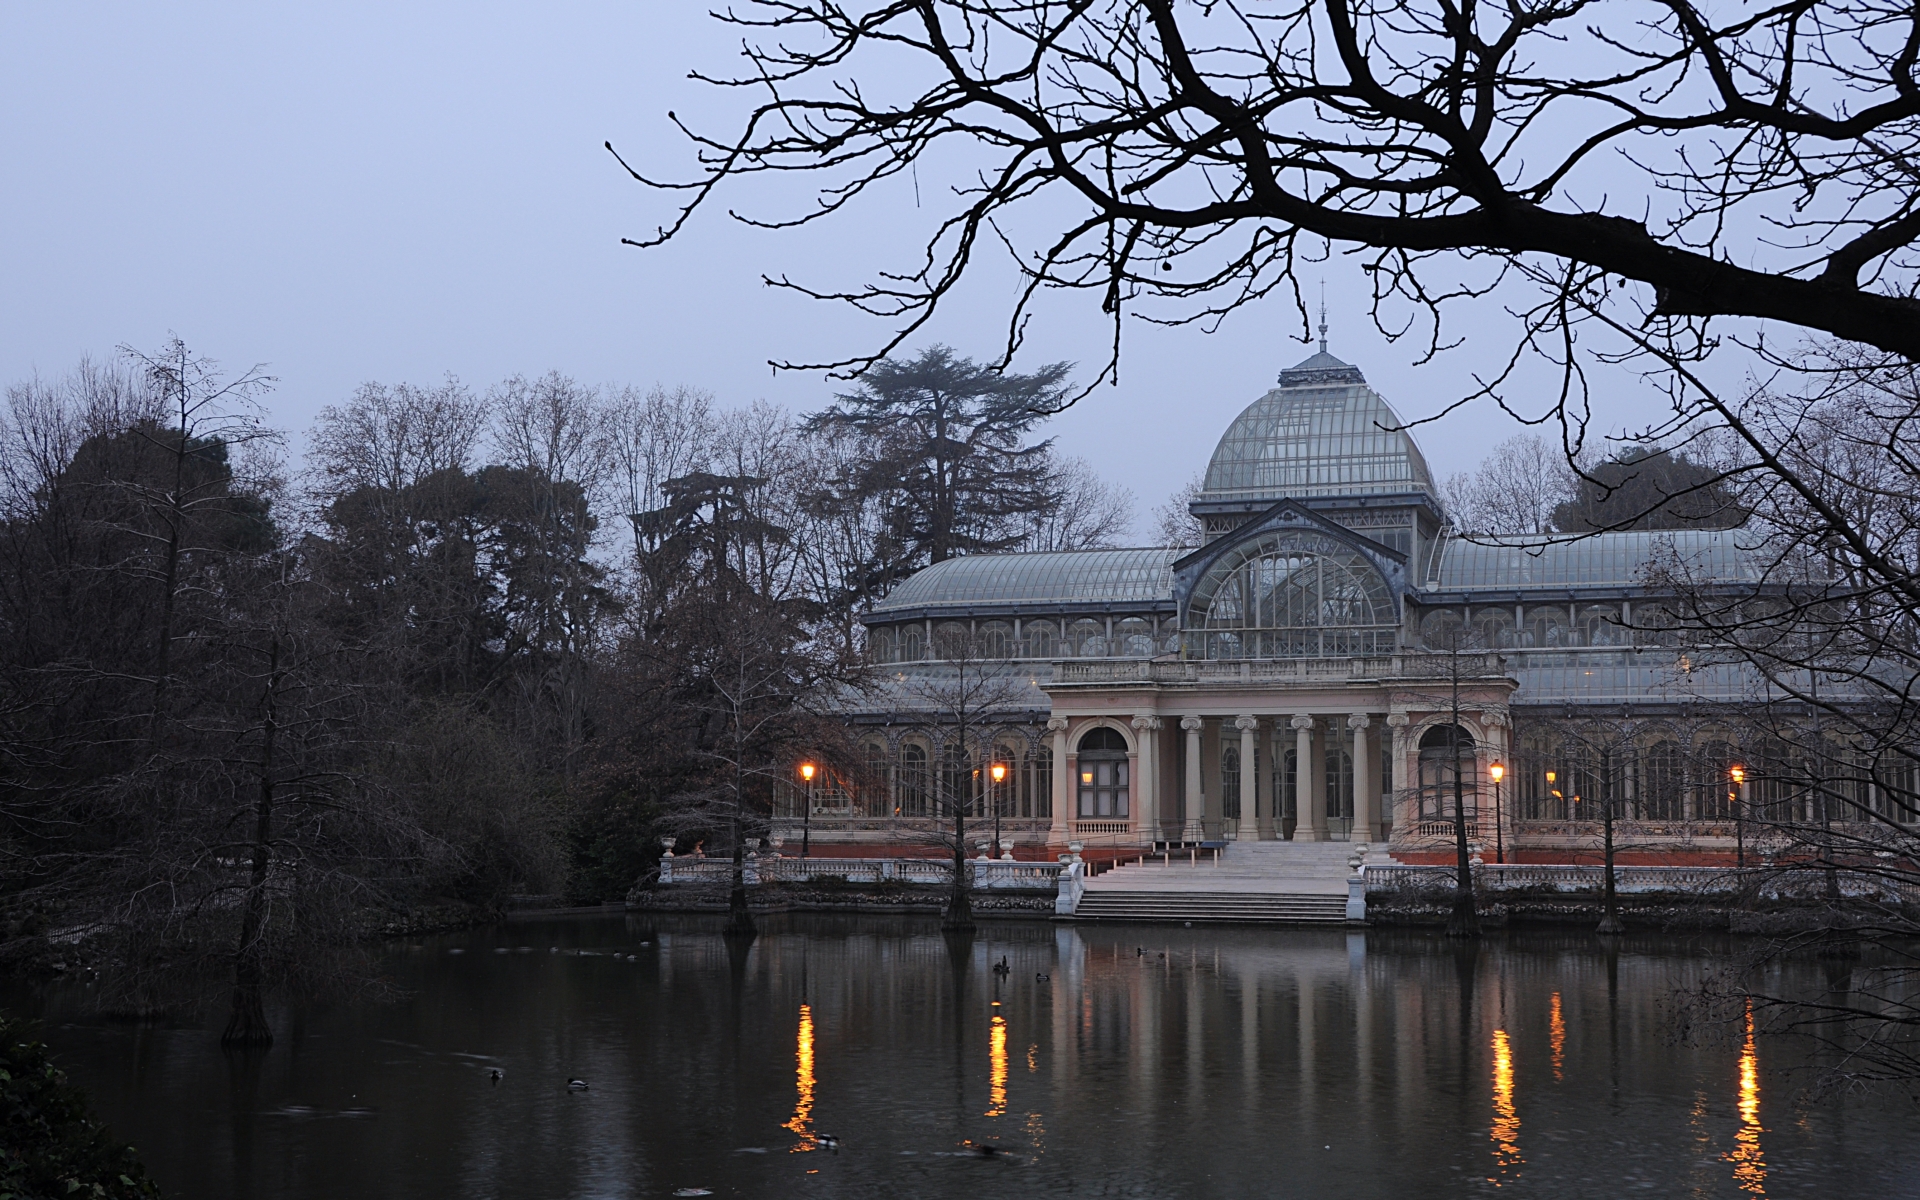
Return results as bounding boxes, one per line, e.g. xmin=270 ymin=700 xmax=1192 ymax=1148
xmin=1641 ymin=740 xmax=1686 ymax=820
xmin=1076 ymin=727 xmax=1130 ymax=818
xmin=898 ymin=743 xmax=928 ymax=816
xmin=1184 ymin=531 xmax=1396 ymax=658
xmin=1221 ymin=744 xmax=1242 ymax=821
xmin=1418 ymin=724 xmax=1479 ymax=822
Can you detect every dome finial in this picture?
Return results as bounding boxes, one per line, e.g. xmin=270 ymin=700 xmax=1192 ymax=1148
xmin=1317 ymin=280 xmax=1328 ymax=353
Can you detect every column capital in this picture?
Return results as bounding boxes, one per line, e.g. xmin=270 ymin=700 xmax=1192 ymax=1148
xmin=1347 ymin=712 xmax=1372 ymax=730
xmin=1131 ymin=714 xmax=1163 ymax=731
xmin=1180 ymin=716 xmax=1205 ymax=732
xmin=1047 ymin=716 xmax=1070 ymax=732
xmin=1481 ymin=707 xmax=1511 ymax=729
xmin=1385 ymin=712 xmax=1412 ymax=728
xmin=1234 ymin=714 xmax=1260 ymax=732
xmin=1290 ymin=713 xmax=1315 ymax=731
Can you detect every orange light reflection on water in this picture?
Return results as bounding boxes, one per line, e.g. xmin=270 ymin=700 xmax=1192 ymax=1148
xmin=784 ymin=1003 xmax=816 ymax=1151
xmin=1725 ymin=1000 xmax=1767 ymax=1195
xmin=985 ymin=1012 xmax=1008 ymax=1116
xmin=1488 ymin=1029 xmax=1523 ymax=1185
xmin=1548 ymin=992 xmax=1565 ymax=1081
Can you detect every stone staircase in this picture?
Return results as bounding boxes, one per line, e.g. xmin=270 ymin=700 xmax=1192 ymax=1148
xmin=1071 ymin=841 xmax=1388 ymax=924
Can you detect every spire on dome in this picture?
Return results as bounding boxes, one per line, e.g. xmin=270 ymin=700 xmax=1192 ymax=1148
xmin=1317 ymin=282 xmax=1328 ymax=353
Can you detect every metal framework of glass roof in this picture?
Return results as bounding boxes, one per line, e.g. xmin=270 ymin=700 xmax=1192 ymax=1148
xmin=870 ymin=547 xmax=1177 ymax=613
xmin=1432 ymin=530 xmax=1762 ymax=591
xmin=1199 ymin=352 xmax=1436 ymax=503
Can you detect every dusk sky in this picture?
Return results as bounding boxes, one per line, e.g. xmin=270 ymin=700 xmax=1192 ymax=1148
xmin=2 ymin=2 xmax=1680 ymax=531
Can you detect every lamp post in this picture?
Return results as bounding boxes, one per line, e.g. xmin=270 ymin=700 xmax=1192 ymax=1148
xmin=1731 ymin=762 xmax=1747 ymax=865
xmin=1489 ymin=760 xmax=1506 ymax=864
xmin=990 ymin=761 xmax=1008 ymax=858
xmin=799 ymin=761 xmax=816 ymax=858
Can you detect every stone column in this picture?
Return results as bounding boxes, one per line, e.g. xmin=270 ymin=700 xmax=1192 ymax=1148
xmin=1349 ymin=713 xmax=1374 ymax=845
xmin=1386 ymin=712 xmax=1411 ymax=838
xmin=1181 ymin=716 xmax=1205 ymax=841
xmin=1131 ymin=715 xmax=1163 ymax=843
xmin=1048 ymin=717 xmax=1071 ymax=848
xmin=1257 ymin=722 xmax=1279 ymax=841
xmin=1236 ymin=715 xmax=1259 ymax=842
xmin=1292 ymin=714 xmax=1320 ymax=842
xmin=1309 ymin=718 xmax=1330 ymax=842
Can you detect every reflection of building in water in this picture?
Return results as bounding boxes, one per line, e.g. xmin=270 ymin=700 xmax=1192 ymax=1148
xmin=789 ymin=339 xmax=1856 ymax=865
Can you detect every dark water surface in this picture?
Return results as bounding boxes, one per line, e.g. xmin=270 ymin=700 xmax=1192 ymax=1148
xmin=8 ymin=915 xmax=1918 ymax=1199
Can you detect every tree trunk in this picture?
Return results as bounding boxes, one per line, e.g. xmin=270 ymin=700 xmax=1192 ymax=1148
xmin=724 ymin=759 xmax=756 ymax=938
xmin=1596 ymin=796 xmax=1624 ymax=935
xmin=223 ymin=640 xmax=279 ymax=1047
xmin=1445 ymin=661 xmax=1480 ymax=939
xmin=944 ymin=791 xmax=974 ymax=931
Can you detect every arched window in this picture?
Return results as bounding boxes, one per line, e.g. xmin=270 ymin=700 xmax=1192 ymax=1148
xmin=939 ymin=741 xmax=973 ymax=816
xmin=868 ymin=626 xmax=896 ymax=664
xmin=1471 ymin=607 xmax=1516 ymax=649
xmin=1076 ymin=727 xmax=1129 ymax=818
xmin=1185 ymin=531 xmax=1397 ymax=658
xmin=899 ymin=624 xmax=925 ymax=663
xmin=1418 ymin=725 xmax=1479 ymax=822
xmin=863 ymin=742 xmax=890 ymax=816
xmin=1023 ymin=743 xmax=1053 ymax=818
xmin=933 ymin=622 xmax=970 ymax=660
xmin=1578 ymin=604 xmax=1623 ymax=647
xmin=1221 ymin=745 xmax=1241 ymax=821
xmin=1695 ymin=740 xmax=1739 ymax=820
xmin=1116 ymin=617 xmax=1155 ymax=657
xmin=1326 ymin=740 xmax=1354 ymax=829
xmin=1421 ymin=608 xmax=1466 ymax=649
xmin=978 ymin=621 xmax=1014 ymax=659
xmin=1068 ymin=618 xmax=1108 ymax=658
xmin=1023 ymin=620 xmax=1057 ymax=659
xmin=1641 ymin=740 xmax=1686 ymax=821
xmin=898 ymin=743 xmax=928 ymax=816
xmin=1523 ymin=606 xmax=1569 ymax=648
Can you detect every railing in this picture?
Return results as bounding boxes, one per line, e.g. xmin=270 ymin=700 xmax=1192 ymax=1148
xmin=1407 ymin=821 xmax=1481 ymax=840
xmin=657 ymin=854 xmax=1061 ymax=889
xmin=1074 ymin=820 xmax=1133 ymax=836
xmin=1051 ymin=652 xmax=1508 ymax=687
xmin=768 ymin=816 xmax=1054 ymax=835
xmin=1365 ymin=862 xmax=1918 ymax=899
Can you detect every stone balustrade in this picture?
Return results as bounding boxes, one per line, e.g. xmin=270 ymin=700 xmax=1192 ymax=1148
xmin=658 ymin=854 xmax=1061 ymax=889
xmin=1366 ymin=862 xmax=1918 ymax=900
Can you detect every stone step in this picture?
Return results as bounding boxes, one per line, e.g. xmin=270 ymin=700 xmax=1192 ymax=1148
xmin=1073 ymin=891 xmax=1349 ymax=923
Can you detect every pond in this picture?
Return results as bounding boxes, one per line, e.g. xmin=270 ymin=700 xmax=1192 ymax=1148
xmin=8 ymin=915 xmax=1917 ymax=1199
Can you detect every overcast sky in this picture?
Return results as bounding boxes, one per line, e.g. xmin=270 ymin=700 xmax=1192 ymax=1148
xmin=2 ymin=2 xmax=1677 ymax=536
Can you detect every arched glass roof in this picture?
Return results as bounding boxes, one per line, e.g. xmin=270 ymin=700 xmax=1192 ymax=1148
xmin=1432 ymin=530 xmax=1762 ymax=591
xmin=870 ymin=548 xmax=1176 ymax=614
xmin=1200 ymin=352 xmax=1435 ymax=503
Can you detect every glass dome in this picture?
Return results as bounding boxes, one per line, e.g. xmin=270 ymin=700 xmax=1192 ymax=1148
xmin=1199 ymin=351 xmax=1435 ymax=503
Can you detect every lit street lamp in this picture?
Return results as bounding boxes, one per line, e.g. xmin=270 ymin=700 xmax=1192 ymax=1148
xmin=1730 ymin=763 xmax=1747 ymax=868
xmin=799 ymin=761 xmax=816 ymax=859
xmin=990 ymin=761 xmax=1008 ymax=859
xmin=1488 ymin=760 xmax=1506 ymax=864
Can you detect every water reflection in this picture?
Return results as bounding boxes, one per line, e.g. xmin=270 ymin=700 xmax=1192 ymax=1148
xmin=985 ymin=1004 xmax=1008 ymax=1117
xmin=4 ymin=918 xmax=1907 ymax=1200
xmin=1489 ymin=1028 xmax=1522 ymax=1185
xmin=1549 ymin=990 xmax=1566 ymax=1081
xmin=1727 ymin=999 xmax=1767 ymax=1195
xmin=784 ymin=1002 xmax=816 ymax=1151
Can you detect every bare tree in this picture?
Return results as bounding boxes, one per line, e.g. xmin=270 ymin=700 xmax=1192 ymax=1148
xmin=1148 ymin=472 xmax=1206 ymax=548
xmin=1441 ymin=434 xmax=1576 ymax=535
xmin=896 ymin=628 xmax=1035 ymax=930
xmin=604 ymin=383 xmax=717 ymax=566
xmin=621 ymin=0 xmax=1920 ymax=385
xmin=1016 ymin=454 xmax=1135 ymax=551
xmin=307 ymin=377 xmax=488 ymax=500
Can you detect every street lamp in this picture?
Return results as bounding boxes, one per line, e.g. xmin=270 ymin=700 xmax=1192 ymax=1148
xmin=799 ymin=761 xmax=816 ymax=858
xmin=1488 ymin=760 xmax=1506 ymax=864
xmin=990 ymin=761 xmax=1008 ymax=859
xmin=1730 ymin=763 xmax=1747 ymax=868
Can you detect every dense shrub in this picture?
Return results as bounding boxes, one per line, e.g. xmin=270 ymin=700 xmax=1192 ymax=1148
xmin=0 ymin=1015 xmax=158 ymax=1200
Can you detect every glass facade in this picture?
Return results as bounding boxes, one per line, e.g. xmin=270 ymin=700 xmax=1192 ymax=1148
xmin=1185 ymin=530 xmax=1398 ymax=658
